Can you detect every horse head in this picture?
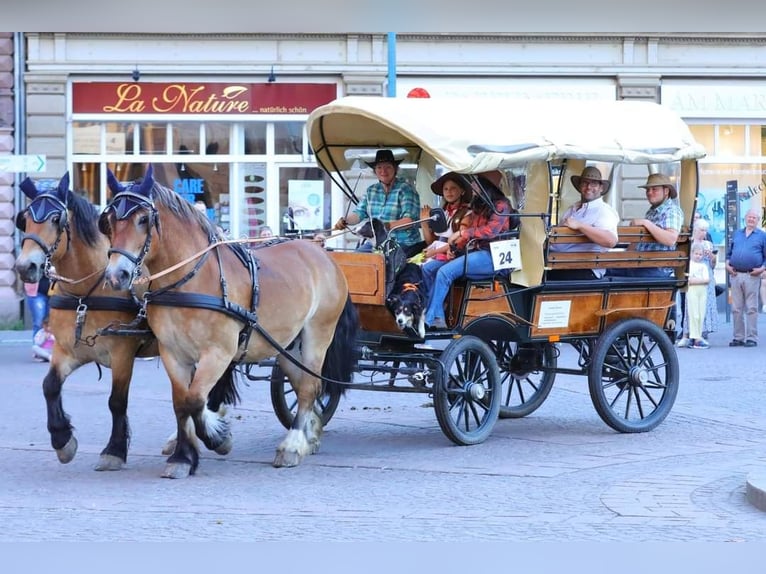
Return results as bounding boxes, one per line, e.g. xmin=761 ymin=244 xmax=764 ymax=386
xmin=14 ymin=172 xmax=72 ymax=283
xmin=101 ymin=164 xmax=161 ymax=290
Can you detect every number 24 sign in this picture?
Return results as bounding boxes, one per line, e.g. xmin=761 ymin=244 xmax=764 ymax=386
xmin=490 ymin=238 xmax=522 ymax=271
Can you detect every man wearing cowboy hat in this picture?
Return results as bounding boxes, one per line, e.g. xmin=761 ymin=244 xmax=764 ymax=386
xmin=608 ymin=172 xmax=684 ymax=278
xmin=333 ymin=149 xmax=423 ymax=256
xmin=548 ymin=166 xmax=619 ymax=280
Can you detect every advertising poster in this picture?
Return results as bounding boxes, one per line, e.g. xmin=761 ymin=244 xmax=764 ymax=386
xmin=287 ymin=179 xmax=324 ymax=232
xmin=698 ymin=165 xmax=765 ymax=246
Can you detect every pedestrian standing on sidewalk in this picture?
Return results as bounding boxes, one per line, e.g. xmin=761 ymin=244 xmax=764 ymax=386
xmin=725 ymin=208 xmax=766 ymax=347
xmin=686 ymin=242 xmax=711 ymax=349
xmin=678 ymin=218 xmax=719 ymax=347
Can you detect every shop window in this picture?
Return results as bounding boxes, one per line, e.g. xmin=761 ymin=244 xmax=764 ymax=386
xmin=139 ymin=122 xmax=168 ymax=154
xmin=688 ymin=125 xmax=714 ymax=156
xmin=72 ymin=122 xmax=101 ymax=154
xmin=71 ymin=163 xmax=100 ymax=204
xmin=749 ymin=125 xmax=764 ymax=156
xmin=241 ymin=163 xmax=267 ymax=237
xmin=279 ymin=166 xmax=329 ymax=237
xmin=244 ymin=123 xmax=267 ymax=155
xmin=275 ymin=122 xmax=303 ymax=155
xmin=717 ymin=125 xmax=745 ymax=156
xmin=203 ymin=122 xmax=230 ymax=155
xmin=173 ymin=122 xmax=202 ymax=154
xmin=105 ymin=122 xmax=134 ymax=155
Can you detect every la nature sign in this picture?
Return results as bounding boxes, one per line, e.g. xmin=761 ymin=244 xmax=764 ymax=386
xmin=72 ymin=82 xmax=338 ymax=115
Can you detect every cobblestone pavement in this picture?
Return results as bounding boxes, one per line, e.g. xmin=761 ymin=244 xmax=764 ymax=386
xmin=1 ymin=311 xmax=766 ymax=541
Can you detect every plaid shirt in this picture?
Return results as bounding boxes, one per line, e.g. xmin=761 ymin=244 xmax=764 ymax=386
xmin=638 ymin=199 xmax=684 ymax=252
xmin=354 ymin=177 xmax=421 ymax=248
xmin=455 ymin=199 xmax=513 ymax=251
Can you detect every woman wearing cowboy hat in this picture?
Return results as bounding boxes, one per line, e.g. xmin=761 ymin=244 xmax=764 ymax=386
xmin=548 ymin=166 xmax=620 ymax=280
xmin=419 ymin=171 xmax=473 ymax=263
xmin=333 ymin=149 xmax=423 ymax=256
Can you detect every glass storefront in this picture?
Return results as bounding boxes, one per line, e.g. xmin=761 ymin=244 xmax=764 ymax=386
xmin=688 ymin=124 xmax=766 ymax=248
xmin=70 ymin=119 xmax=331 ymax=239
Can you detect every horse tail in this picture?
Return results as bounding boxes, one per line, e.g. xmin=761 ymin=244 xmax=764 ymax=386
xmin=207 ymin=363 xmax=241 ymax=410
xmin=321 ymin=294 xmax=359 ymax=395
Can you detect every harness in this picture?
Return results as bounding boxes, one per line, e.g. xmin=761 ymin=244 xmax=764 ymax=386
xmin=104 ymin=190 xmax=264 ymax=359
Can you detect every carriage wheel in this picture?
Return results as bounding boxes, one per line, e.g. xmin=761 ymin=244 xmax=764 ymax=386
xmin=463 ymin=317 xmax=556 ymax=419
xmin=269 ymin=364 xmax=343 ymax=430
xmin=433 ymin=335 xmax=501 ymax=445
xmin=588 ymin=318 xmax=679 ymax=433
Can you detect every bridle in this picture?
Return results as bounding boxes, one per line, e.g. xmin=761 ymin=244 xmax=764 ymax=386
xmin=100 ymin=191 xmax=159 ymax=288
xmin=16 ymin=192 xmax=72 ymax=278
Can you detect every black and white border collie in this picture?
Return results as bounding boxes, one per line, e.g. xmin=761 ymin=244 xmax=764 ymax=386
xmin=385 ymin=263 xmax=426 ymax=339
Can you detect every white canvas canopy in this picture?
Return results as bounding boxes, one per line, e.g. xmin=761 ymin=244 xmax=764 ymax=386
xmin=307 ymin=96 xmax=706 ymax=175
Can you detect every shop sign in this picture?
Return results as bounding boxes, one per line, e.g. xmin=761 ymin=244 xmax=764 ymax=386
xmin=73 ymin=82 xmax=338 ymax=115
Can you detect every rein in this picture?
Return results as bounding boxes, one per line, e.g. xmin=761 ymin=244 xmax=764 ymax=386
xmin=48 ymin=265 xmax=106 ymax=286
xmin=133 ymin=236 xmax=278 ymax=285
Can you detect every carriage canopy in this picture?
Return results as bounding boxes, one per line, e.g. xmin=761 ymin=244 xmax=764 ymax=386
xmin=307 ymin=96 xmax=706 ymax=176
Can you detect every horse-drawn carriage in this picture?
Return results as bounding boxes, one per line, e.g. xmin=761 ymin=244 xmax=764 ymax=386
xmin=276 ymin=95 xmax=706 ymax=443
xmin=14 ymin=96 xmax=705 ymax=478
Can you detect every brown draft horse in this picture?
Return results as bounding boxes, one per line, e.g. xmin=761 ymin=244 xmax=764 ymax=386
xmin=13 ymin=173 xmax=240 ymax=471
xmin=100 ymin=165 xmax=358 ymax=479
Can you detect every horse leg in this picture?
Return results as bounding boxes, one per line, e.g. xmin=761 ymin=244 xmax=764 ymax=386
xmin=94 ymin=352 xmax=135 ymax=471
xmin=160 ymin=362 xmax=236 ymax=456
xmin=160 ymin=353 xmax=233 ymax=478
xmin=273 ymin=354 xmax=324 ymax=468
xmin=189 ymin=357 xmax=235 ymax=455
xmin=42 ymin=359 xmax=78 ymax=464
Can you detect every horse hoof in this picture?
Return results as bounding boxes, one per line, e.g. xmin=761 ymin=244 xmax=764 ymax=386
xmin=161 ymin=462 xmax=192 ymax=479
xmin=161 ymin=438 xmax=177 ymax=456
xmin=273 ymin=449 xmax=302 ymax=468
xmin=55 ymin=436 xmax=78 ymax=464
xmin=214 ymin=435 xmax=233 ymax=456
xmin=94 ymin=454 xmax=125 ymax=471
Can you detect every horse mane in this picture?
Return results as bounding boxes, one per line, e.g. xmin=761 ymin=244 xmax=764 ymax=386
xmin=68 ymin=191 xmax=102 ymax=247
xmin=149 ymin=180 xmax=218 ymax=238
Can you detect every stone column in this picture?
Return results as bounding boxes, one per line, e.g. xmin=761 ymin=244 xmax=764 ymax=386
xmin=0 ymin=33 xmax=19 ymax=326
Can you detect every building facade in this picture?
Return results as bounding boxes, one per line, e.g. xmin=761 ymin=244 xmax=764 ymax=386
xmin=2 ymin=32 xmax=766 ymax=322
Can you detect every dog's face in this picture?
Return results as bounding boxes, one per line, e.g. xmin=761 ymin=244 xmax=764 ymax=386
xmin=386 ymin=288 xmax=425 ymax=338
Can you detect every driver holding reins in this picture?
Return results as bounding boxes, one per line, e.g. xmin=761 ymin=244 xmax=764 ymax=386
xmin=333 ymin=149 xmax=424 ymax=257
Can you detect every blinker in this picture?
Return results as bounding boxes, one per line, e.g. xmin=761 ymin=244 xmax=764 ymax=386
xmin=26 ymin=194 xmax=68 ymax=224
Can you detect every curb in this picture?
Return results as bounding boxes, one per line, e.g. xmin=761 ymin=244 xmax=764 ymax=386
xmin=746 ymin=473 xmax=766 ymax=512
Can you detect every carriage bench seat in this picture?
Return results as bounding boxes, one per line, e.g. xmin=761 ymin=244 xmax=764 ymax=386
xmin=546 ymin=225 xmax=691 ymax=279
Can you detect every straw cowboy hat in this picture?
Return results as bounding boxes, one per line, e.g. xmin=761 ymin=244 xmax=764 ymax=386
xmin=639 ymin=173 xmax=677 ymax=199
xmin=430 ymin=172 xmax=471 ymax=198
xmin=364 ymin=149 xmax=403 ymax=169
xmin=570 ymin=166 xmax=610 ymax=195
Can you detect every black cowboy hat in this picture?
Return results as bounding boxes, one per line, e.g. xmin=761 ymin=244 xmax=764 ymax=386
xmin=430 ymin=172 xmax=471 ymax=198
xmin=364 ymin=149 xmax=403 ymax=169
xmin=570 ymin=166 xmax=610 ymax=195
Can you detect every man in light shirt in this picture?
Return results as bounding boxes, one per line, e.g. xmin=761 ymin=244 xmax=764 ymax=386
xmin=547 ymin=166 xmax=619 ymax=280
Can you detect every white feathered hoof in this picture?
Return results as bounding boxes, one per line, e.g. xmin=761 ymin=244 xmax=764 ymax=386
xmin=161 ymin=462 xmax=192 ymax=479
xmin=94 ymin=454 xmax=124 ymax=471
xmin=214 ymin=435 xmax=233 ymax=456
xmin=273 ymin=428 xmax=310 ymax=467
xmin=272 ymin=448 xmax=303 ymax=468
xmin=55 ymin=436 xmax=78 ymax=464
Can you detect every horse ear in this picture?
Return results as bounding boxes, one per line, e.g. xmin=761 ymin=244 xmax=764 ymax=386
xmin=57 ymin=172 xmax=71 ymax=199
xmin=19 ymin=177 xmax=39 ymax=200
xmin=137 ymin=164 xmax=154 ymax=197
xmin=15 ymin=211 xmax=26 ymax=232
xmin=106 ymin=169 xmax=125 ymax=196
